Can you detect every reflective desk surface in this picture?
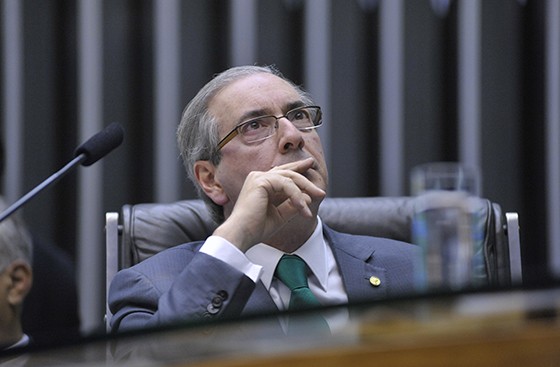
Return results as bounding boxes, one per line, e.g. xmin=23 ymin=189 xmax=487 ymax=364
xmin=3 ymin=285 xmax=560 ymax=366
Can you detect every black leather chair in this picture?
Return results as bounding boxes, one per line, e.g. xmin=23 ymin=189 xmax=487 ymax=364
xmin=104 ymin=196 xmax=521 ymax=330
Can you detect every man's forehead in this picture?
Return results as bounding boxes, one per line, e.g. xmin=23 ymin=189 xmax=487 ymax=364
xmin=209 ymin=73 xmax=301 ymax=123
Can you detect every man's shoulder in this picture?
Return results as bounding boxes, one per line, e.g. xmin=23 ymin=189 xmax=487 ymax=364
xmin=323 ymin=224 xmax=417 ymax=254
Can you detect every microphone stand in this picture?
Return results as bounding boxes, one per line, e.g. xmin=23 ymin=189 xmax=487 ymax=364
xmin=0 ymin=153 xmax=86 ymax=223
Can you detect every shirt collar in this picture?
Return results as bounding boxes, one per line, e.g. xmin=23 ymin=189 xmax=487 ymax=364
xmin=246 ymin=217 xmax=328 ymax=291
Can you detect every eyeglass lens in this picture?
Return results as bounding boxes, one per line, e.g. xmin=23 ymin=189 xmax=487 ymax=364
xmin=240 ymin=107 xmax=320 ymax=144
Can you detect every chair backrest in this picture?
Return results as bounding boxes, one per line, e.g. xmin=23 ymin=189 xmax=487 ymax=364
xmin=105 ymin=196 xmax=521 ymax=330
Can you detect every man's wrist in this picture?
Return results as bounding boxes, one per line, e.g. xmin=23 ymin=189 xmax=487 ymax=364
xmin=200 ymin=236 xmax=262 ymax=282
xmin=213 ymin=220 xmax=253 ymax=252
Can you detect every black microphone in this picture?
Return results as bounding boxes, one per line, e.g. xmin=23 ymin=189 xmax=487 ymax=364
xmin=74 ymin=122 xmax=124 ymax=166
xmin=0 ymin=122 xmax=124 ymax=223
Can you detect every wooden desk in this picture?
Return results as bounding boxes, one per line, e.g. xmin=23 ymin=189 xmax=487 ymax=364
xmin=193 ymin=296 xmax=560 ymax=367
xmin=3 ymin=287 xmax=560 ymax=366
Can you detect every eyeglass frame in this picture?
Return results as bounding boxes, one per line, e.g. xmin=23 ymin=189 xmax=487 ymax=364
xmin=216 ymin=105 xmax=323 ymax=151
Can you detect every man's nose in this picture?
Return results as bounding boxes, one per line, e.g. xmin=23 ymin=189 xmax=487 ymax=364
xmin=277 ymin=117 xmax=305 ymax=152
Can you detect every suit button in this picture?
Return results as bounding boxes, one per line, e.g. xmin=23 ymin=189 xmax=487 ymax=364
xmin=212 ymin=296 xmax=223 ymax=308
xmin=206 ymin=304 xmax=220 ymax=315
xmin=206 ymin=291 xmax=228 ymax=315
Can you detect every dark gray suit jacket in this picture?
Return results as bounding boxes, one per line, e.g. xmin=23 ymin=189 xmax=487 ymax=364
xmin=109 ymin=225 xmax=418 ymax=332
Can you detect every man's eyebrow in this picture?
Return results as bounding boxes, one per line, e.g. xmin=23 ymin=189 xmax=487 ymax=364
xmin=236 ymin=101 xmax=306 ymax=125
xmin=236 ymin=109 xmax=269 ymax=125
xmin=286 ymin=101 xmax=306 ymax=111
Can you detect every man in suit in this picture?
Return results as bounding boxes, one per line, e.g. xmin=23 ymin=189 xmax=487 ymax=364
xmin=109 ymin=65 xmax=418 ymax=334
xmin=0 ymin=199 xmax=33 ymax=350
xmin=0 ymin=138 xmax=80 ymax=347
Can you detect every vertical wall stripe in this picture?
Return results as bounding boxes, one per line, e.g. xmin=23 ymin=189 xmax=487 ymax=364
xmin=458 ymin=0 xmax=481 ymax=178
xmin=1 ymin=0 xmax=23 ymax=203
xmin=379 ymin=0 xmax=404 ymax=196
xmin=546 ymin=0 xmax=560 ymax=278
xmin=154 ymin=0 xmax=181 ymax=203
xmin=304 ymin=0 xmax=331 ymax=169
xmin=77 ymin=0 xmax=104 ymax=334
xmin=229 ymin=0 xmax=257 ymax=66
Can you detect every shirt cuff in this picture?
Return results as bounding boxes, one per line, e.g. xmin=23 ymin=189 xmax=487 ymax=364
xmin=200 ymin=236 xmax=263 ymax=283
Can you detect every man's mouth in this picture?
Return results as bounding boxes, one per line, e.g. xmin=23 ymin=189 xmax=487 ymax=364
xmin=302 ymin=164 xmax=317 ymax=180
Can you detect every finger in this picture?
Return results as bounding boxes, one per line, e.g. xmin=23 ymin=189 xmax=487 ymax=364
xmin=275 ymin=193 xmax=313 ymax=219
xmin=271 ymin=168 xmax=326 ymax=199
xmin=271 ymin=157 xmax=315 ymax=174
xmin=265 ymin=176 xmax=315 ymax=218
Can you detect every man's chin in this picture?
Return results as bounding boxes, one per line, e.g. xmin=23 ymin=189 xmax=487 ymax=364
xmin=303 ymin=165 xmax=327 ymax=186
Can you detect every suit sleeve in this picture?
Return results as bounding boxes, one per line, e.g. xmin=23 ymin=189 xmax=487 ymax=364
xmin=108 ymin=250 xmax=256 ymax=332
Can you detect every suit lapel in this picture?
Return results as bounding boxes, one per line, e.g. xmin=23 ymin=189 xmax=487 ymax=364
xmin=324 ymin=226 xmax=389 ymax=303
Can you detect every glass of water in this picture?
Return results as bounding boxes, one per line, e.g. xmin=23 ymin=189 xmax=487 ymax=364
xmin=411 ymin=162 xmax=484 ymax=292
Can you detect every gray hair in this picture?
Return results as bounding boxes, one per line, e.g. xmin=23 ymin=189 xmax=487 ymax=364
xmin=177 ymin=65 xmax=314 ymax=223
xmin=0 ymin=198 xmax=33 ymax=272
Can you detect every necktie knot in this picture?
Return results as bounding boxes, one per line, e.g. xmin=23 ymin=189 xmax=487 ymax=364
xmin=275 ymin=254 xmax=309 ymax=291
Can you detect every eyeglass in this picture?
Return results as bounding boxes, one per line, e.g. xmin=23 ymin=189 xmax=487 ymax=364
xmin=216 ymin=106 xmax=323 ymax=151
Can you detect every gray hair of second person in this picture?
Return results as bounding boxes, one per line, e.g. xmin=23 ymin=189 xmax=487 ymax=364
xmin=0 ymin=198 xmax=33 ymax=272
xmin=176 ymin=65 xmax=315 ymax=224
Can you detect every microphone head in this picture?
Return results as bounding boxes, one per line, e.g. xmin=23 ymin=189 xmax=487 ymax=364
xmin=74 ymin=122 xmax=124 ymax=166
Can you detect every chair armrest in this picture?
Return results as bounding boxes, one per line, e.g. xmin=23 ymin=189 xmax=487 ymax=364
xmin=506 ymin=212 xmax=522 ymax=285
xmin=105 ymin=212 xmax=119 ymax=332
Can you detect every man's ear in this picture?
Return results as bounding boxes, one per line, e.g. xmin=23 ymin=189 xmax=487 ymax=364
xmin=6 ymin=260 xmax=32 ymax=307
xmin=194 ymin=160 xmax=228 ymax=206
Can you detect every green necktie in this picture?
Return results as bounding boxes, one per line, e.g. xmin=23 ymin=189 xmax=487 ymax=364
xmin=275 ymin=254 xmax=330 ymax=334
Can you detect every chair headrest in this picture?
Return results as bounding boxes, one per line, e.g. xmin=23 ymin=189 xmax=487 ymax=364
xmin=317 ymin=197 xmax=416 ymax=242
xmin=120 ymin=197 xmax=500 ymax=279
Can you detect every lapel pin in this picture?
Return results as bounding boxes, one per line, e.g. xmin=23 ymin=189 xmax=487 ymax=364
xmin=369 ymin=276 xmax=381 ymax=287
